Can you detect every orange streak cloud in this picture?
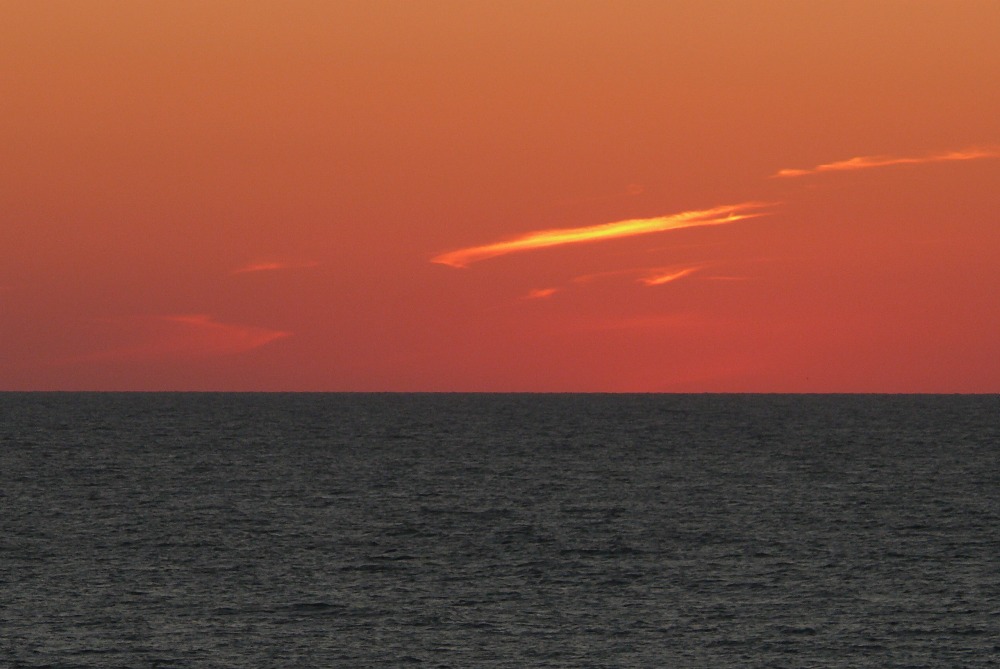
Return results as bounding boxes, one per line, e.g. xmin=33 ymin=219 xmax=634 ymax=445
xmin=640 ymin=265 xmax=702 ymax=286
xmin=431 ymin=202 xmax=772 ymax=268
xmin=231 ymin=260 xmax=319 ymax=274
xmin=774 ymin=146 xmax=1000 ymax=178
xmin=524 ymin=288 xmax=559 ymax=299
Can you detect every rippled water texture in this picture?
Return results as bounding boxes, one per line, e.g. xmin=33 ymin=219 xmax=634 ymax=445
xmin=2 ymin=393 xmax=998 ymax=667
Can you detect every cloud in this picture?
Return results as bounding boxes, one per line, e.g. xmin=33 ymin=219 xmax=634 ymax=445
xmin=69 ymin=315 xmax=291 ymax=363
xmin=639 ymin=265 xmax=702 ymax=286
xmin=520 ymin=264 xmax=703 ymax=298
xmin=431 ymin=202 xmax=771 ymax=268
xmin=524 ymin=287 xmax=559 ymax=299
xmin=231 ymin=260 xmax=319 ymax=274
xmin=560 ymin=264 xmax=706 ymax=290
xmin=773 ymin=146 xmax=1000 ymax=178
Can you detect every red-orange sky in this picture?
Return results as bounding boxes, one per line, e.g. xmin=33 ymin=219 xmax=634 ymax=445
xmin=3 ymin=1 xmax=999 ymax=392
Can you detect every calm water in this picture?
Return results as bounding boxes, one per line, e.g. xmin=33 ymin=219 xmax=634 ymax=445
xmin=1 ymin=393 xmax=998 ymax=667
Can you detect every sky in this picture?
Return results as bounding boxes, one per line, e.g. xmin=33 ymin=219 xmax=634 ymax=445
xmin=2 ymin=0 xmax=1000 ymax=392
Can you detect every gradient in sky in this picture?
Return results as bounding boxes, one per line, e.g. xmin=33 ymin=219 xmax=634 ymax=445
xmin=3 ymin=1 xmax=999 ymax=391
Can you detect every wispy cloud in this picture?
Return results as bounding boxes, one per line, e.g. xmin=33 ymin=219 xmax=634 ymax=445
xmin=523 ymin=287 xmax=559 ymax=300
xmin=231 ymin=260 xmax=319 ymax=275
xmin=521 ymin=264 xmax=704 ymax=298
xmin=639 ymin=265 xmax=702 ymax=286
xmin=564 ymin=264 xmax=707 ymax=289
xmin=68 ymin=315 xmax=290 ymax=363
xmin=773 ymin=146 xmax=1000 ymax=178
xmin=431 ymin=202 xmax=772 ymax=268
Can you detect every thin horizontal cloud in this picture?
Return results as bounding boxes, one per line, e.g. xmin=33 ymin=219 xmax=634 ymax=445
xmin=773 ymin=146 xmax=1000 ymax=178
xmin=565 ymin=265 xmax=706 ymax=289
xmin=524 ymin=287 xmax=559 ymax=299
xmin=640 ymin=265 xmax=702 ymax=286
xmin=68 ymin=315 xmax=291 ymax=363
xmin=522 ymin=264 xmax=704 ymax=298
xmin=431 ymin=202 xmax=772 ymax=268
xmin=231 ymin=260 xmax=319 ymax=275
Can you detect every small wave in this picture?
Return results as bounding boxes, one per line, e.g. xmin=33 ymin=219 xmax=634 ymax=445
xmin=286 ymin=601 xmax=344 ymax=612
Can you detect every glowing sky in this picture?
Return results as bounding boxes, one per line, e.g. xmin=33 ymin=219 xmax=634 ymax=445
xmin=3 ymin=1 xmax=999 ymax=391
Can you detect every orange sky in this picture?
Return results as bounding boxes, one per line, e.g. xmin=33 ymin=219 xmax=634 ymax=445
xmin=3 ymin=1 xmax=999 ymax=392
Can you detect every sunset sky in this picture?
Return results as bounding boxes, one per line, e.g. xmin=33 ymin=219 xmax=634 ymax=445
xmin=3 ymin=1 xmax=999 ymax=392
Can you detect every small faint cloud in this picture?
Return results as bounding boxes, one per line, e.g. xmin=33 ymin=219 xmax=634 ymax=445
xmin=231 ymin=260 xmax=319 ymax=275
xmin=773 ymin=146 xmax=1000 ymax=178
xmin=569 ymin=265 xmax=705 ymax=288
xmin=65 ymin=314 xmax=291 ymax=363
xmin=517 ymin=264 xmax=704 ymax=298
xmin=432 ymin=201 xmax=773 ymax=268
xmin=523 ymin=287 xmax=559 ymax=300
xmin=639 ymin=265 xmax=702 ymax=286
xmin=625 ymin=183 xmax=645 ymax=196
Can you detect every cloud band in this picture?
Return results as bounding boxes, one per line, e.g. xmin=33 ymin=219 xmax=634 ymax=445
xmin=774 ymin=147 xmax=1000 ymax=178
xmin=431 ymin=202 xmax=771 ymax=268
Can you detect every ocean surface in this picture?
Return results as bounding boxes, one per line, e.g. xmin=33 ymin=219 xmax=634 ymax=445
xmin=1 ymin=393 xmax=998 ymax=668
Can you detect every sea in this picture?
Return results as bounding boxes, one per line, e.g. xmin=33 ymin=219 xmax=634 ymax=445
xmin=1 ymin=393 xmax=998 ymax=668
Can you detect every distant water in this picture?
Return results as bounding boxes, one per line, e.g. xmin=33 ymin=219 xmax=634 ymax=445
xmin=1 ymin=393 xmax=998 ymax=668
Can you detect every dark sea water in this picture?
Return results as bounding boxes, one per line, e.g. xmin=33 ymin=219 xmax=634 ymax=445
xmin=1 ymin=393 xmax=998 ymax=668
